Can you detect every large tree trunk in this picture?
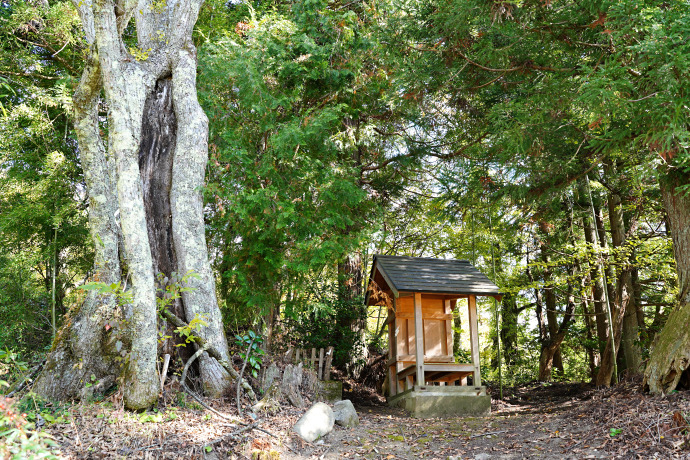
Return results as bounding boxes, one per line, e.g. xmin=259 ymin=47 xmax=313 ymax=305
xmin=644 ymin=171 xmax=690 ymax=394
xmin=34 ymin=0 xmax=231 ymax=409
xmin=338 ymin=251 xmax=367 ymax=378
xmin=33 ymin=53 xmax=122 ymax=402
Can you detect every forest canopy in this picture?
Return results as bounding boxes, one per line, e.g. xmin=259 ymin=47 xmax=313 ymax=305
xmin=0 ymin=0 xmax=689 ymax=418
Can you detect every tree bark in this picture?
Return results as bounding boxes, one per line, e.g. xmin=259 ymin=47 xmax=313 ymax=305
xmin=644 ymin=170 xmax=690 ymax=394
xmin=540 ymin=246 xmax=564 ymax=378
xmin=338 ymin=251 xmax=367 ymax=378
xmin=538 ymin=295 xmax=575 ymax=381
xmin=500 ymin=292 xmax=519 ymax=368
xmin=34 ymin=0 xmax=231 ymax=409
xmin=582 ymin=215 xmax=609 ymax=355
xmin=597 ymin=185 xmax=640 ymax=385
xmin=33 ymin=51 xmax=122 ymax=402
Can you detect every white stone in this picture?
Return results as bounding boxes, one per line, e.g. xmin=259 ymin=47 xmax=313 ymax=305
xmin=293 ymin=402 xmax=335 ymax=442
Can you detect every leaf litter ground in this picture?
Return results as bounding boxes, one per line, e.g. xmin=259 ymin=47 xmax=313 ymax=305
xmin=44 ymin=378 xmax=690 ymax=459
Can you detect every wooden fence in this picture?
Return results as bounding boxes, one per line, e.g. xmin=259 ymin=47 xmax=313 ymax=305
xmin=285 ymin=346 xmax=334 ymax=381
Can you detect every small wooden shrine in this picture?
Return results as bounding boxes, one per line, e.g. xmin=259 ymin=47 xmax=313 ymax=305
xmin=365 ymin=255 xmax=501 ymax=417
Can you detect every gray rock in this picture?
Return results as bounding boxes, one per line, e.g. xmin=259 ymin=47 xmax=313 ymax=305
xmin=281 ymin=363 xmax=304 ymax=408
xmin=293 ymin=402 xmax=335 ymax=442
xmin=261 ymin=362 xmax=280 ymax=393
xmin=302 ymin=367 xmax=319 ymax=395
xmin=251 ymin=381 xmax=281 ymax=415
xmin=333 ymin=399 xmax=359 ymax=427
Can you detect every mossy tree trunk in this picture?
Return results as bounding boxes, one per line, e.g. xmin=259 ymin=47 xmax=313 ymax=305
xmin=34 ymin=0 xmax=231 ymax=409
xmin=644 ymin=170 xmax=690 ymax=394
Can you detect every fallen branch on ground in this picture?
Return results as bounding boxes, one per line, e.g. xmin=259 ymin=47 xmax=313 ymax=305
xmin=237 ymin=335 xmax=255 ymax=416
xmin=207 ymin=420 xmax=262 ymax=445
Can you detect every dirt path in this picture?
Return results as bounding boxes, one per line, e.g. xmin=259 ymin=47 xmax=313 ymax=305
xmin=284 ymin=384 xmax=607 ymax=460
xmin=45 ymin=381 xmax=690 ymax=459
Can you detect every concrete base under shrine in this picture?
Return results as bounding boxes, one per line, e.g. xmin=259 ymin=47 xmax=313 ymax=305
xmin=388 ymin=385 xmax=491 ymax=418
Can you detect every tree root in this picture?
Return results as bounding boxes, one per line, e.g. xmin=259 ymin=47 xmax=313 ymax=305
xmin=161 ymin=307 xmax=257 ymax=401
xmin=179 ymin=344 xmax=240 ymax=423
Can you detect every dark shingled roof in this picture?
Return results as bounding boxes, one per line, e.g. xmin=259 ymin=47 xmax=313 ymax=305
xmin=371 ymin=255 xmax=500 ymax=296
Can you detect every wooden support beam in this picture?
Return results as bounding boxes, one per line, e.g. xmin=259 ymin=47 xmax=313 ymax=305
xmin=468 ymin=295 xmax=481 ymax=387
xmin=414 ymin=292 xmax=425 ymax=386
xmin=444 ymin=299 xmax=453 ymax=357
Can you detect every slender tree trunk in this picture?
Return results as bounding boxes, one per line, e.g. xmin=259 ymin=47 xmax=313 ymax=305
xmin=610 ymin=190 xmax=641 ymax=375
xmin=541 ymin=247 xmax=564 ymax=377
xmin=582 ymin=215 xmax=609 ymax=355
xmin=596 ymin=181 xmax=641 ymax=385
xmin=538 ymin=296 xmax=576 ymax=381
xmin=581 ymin=288 xmax=598 ymax=382
xmin=645 ymin=170 xmax=690 ymax=394
xmin=35 ymin=0 xmax=231 ymax=409
xmin=594 ymin=204 xmax=617 ymax=309
xmin=500 ymin=292 xmax=519 ymax=368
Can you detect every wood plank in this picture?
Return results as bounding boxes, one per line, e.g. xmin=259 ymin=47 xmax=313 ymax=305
xmin=414 ymin=292 xmax=424 ymax=386
xmin=431 ymin=372 xmax=473 ymax=383
xmin=318 ymin=347 xmax=325 ymax=380
xmin=386 ymin=311 xmax=395 ymax=324
xmin=406 ymin=318 xmax=414 ymax=356
xmin=396 ymin=361 xmax=405 ymax=393
xmin=375 ymin=261 xmax=399 ymax=298
xmin=399 ymin=291 xmax=470 ymax=298
xmin=397 ymin=363 xmax=474 ymax=384
xmin=423 ymin=319 xmax=443 ymax=356
xmin=424 ymin=363 xmax=474 ymax=373
xmin=388 ymin=364 xmax=397 ymax=397
xmin=397 ymin=317 xmax=407 ymax=356
xmin=388 ymin=316 xmax=394 ymax=361
xmin=444 ymin=299 xmax=452 ymax=356
xmin=397 ymin=364 xmax=417 ymax=380
xmin=395 ymin=311 xmax=452 ymax=320
xmin=324 ymin=346 xmax=334 ymax=380
xmin=445 ymin=319 xmax=452 ymax=356
xmin=388 ymin=355 xmax=454 ymax=366
xmin=311 ymin=348 xmax=316 ymax=370
xmin=468 ymin=294 xmax=481 ymax=386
